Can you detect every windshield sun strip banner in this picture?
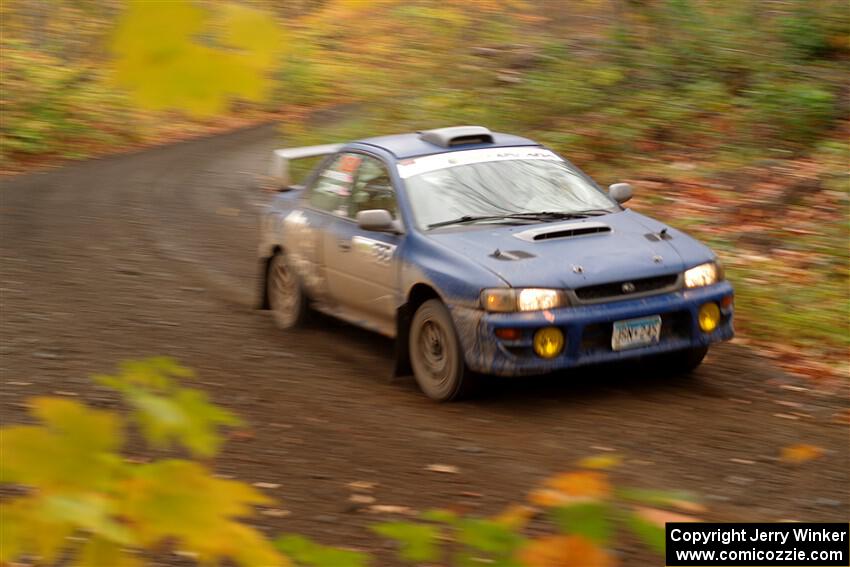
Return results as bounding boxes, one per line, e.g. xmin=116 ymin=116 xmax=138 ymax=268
xmin=396 ymin=147 xmax=561 ymax=179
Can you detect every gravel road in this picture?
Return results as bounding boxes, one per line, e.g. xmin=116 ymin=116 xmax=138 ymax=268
xmin=1 ymin=124 xmax=847 ymax=563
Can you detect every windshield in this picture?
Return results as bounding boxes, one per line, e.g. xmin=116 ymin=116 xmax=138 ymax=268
xmin=399 ymin=147 xmax=617 ymax=230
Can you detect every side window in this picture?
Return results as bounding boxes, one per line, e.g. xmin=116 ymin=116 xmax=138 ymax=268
xmin=349 ymin=156 xmax=398 ymax=219
xmin=308 ymin=153 xmax=361 ymax=215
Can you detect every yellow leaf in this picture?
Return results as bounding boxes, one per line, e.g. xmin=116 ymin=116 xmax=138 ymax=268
xmin=545 ymin=471 xmax=611 ymax=499
xmin=781 ymin=444 xmax=825 ymax=464
xmin=519 ymin=535 xmax=616 ymax=567
xmin=634 ymin=506 xmax=700 ymax=527
xmin=529 ymin=488 xmax=571 ymax=508
xmin=493 ymin=504 xmax=536 ymax=530
xmin=0 ymin=399 xmax=122 ymax=491
xmin=111 ymin=0 xmax=285 ymax=116
xmin=578 ymin=454 xmax=623 ymax=470
xmin=75 ymin=536 xmax=144 ymax=567
xmin=121 ymin=460 xmax=285 ymax=565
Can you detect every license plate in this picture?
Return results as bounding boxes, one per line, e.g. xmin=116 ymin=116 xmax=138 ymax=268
xmin=611 ymin=315 xmax=662 ymax=351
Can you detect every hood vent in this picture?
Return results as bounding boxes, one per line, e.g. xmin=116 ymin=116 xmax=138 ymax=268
xmin=514 ymin=221 xmax=611 ymax=243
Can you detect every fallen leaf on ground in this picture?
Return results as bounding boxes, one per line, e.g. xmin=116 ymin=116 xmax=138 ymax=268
xmin=349 ymin=494 xmax=375 ymax=504
xmin=253 ymin=482 xmax=281 ymax=489
xmin=773 ymin=413 xmax=800 ymax=421
xmin=348 ymin=481 xmax=377 ymax=491
xmin=781 ymin=444 xmax=824 ymax=464
xmin=831 ymin=410 xmax=850 ymax=425
xmin=260 ymin=508 xmax=290 ymax=517
xmin=369 ymin=505 xmax=413 ymax=515
xmin=425 ymin=464 xmax=459 ymax=474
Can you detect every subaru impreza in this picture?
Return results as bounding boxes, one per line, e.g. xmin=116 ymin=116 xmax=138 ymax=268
xmin=259 ymin=126 xmax=734 ymax=401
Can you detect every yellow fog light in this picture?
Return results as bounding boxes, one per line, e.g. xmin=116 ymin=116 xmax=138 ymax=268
xmin=533 ymin=327 xmax=564 ymax=359
xmin=698 ymin=302 xmax=721 ymax=333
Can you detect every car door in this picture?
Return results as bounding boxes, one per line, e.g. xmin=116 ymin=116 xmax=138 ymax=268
xmin=283 ymin=153 xmax=357 ymax=304
xmin=322 ymin=153 xmax=401 ymax=336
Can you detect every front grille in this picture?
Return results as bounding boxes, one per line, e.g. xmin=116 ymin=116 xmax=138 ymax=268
xmin=574 ymin=274 xmax=678 ymax=302
xmin=579 ymin=310 xmax=691 ymax=353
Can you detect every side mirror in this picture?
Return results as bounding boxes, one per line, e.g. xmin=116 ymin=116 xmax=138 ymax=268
xmin=356 ymin=209 xmax=395 ymax=232
xmin=608 ymin=182 xmax=633 ymax=204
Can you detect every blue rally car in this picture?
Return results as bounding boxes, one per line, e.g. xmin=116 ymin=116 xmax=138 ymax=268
xmin=259 ymin=126 xmax=734 ymax=401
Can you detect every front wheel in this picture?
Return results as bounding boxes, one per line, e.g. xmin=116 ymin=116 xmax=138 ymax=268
xmin=409 ymin=299 xmax=477 ymax=402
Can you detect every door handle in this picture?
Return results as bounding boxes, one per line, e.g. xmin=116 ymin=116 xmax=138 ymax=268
xmin=337 ymin=239 xmax=352 ymax=252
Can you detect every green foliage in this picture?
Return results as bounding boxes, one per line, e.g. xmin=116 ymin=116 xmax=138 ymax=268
xmin=550 ymin=502 xmax=612 ymax=544
xmin=780 ymin=3 xmax=836 ymax=59
xmin=2 ymin=0 xmax=845 ymax=170
xmin=2 ymin=361 xmax=711 ymax=567
xmin=373 ymin=464 xmax=699 ymax=565
xmin=454 ymin=518 xmax=525 ymax=566
xmin=745 ymin=81 xmax=837 ymax=146
xmin=0 ymin=38 xmax=134 ymax=162
xmin=372 ymin=522 xmax=442 ymax=562
xmin=276 ymin=534 xmax=370 ymax=567
xmin=94 ymin=356 xmax=240 ymax=457
xmin=0 ymin=358 xmax=286 ymax=567
xmin=625 ymin=512 xmax=666 ymax=555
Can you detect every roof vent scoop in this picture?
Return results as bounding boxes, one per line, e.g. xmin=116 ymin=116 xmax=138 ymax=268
xmin=419 ymin=126 xmax=493 ymax=148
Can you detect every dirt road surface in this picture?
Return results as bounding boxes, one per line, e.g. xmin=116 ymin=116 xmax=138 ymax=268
xmin=2 ymin=125 xmax=847 ymax=564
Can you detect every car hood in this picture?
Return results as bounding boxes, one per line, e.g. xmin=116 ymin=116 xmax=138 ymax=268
xmin=425 ymin=210 xmax=714 ymax=289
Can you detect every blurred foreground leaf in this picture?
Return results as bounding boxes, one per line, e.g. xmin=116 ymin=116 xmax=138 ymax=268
xmin=616 ymin=488 xmax=705 ymax=513
xmin=625 ymin=511 xmax=667 ymax=556
xmin=111 ymin=1 xmax=285 ymax=115
xmin=0 ymin=359 xmax=286 ymax=567
xmin=578 ymin=454 xmax=623 ymax=470
xmin=519 ymin=535 xmax=615 ymax=567
xmin=550 ymin=502 xmax=612 ymax=544
xmin=96 ymin=357 xmax=239 ymax=457
xmin=372 ymin=521 xmax=441 ymax=562
xmin=276 ymin=534 xmax=370 ymax=567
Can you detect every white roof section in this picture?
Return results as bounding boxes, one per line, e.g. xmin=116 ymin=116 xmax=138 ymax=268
xmin=396 ymin=147 xmax=560 ymax=179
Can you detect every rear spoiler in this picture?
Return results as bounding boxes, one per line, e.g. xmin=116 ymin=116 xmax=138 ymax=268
xmin=269 ymin=143 xmax=343 ymax=188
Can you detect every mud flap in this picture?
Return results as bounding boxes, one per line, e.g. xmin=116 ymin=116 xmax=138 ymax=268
xmin=393 ymin=304 xmax=413 ymax=378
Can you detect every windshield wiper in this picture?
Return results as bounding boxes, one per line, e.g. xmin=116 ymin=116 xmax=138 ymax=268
xmin=427 ymin=214 xmax=530 ymax=229
xmin=496 ymin=209 xmax=613 ymax=221
xmin=427 ymin=209 xmax=613 ymax=229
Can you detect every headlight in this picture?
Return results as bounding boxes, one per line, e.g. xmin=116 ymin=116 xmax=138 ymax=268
xmin=481 ymin=288 xmax=567 ymax=312
xmin=684 ymin=262 xmax=722 ymax=288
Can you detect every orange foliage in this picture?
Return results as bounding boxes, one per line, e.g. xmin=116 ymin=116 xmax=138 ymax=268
xmin=520 ymin=535 xmax=615 ymax=567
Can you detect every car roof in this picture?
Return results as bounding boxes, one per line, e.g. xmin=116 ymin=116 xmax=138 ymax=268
xmin=351 ymin=128 xmax=539 ymax=159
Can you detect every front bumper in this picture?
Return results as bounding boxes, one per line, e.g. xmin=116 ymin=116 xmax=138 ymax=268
xmin=450 ymin=281 xmax=734 ymax=376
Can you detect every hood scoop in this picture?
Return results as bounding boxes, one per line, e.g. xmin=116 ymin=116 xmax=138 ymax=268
xmin=514 ymin=221 xmax=611 ymax=243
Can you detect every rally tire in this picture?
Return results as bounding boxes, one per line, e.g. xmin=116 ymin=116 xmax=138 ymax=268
xmin=409 ymin=299 xmax=477 ymax=402
xmin=267 ymin=252 xmax=310 ymax=329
